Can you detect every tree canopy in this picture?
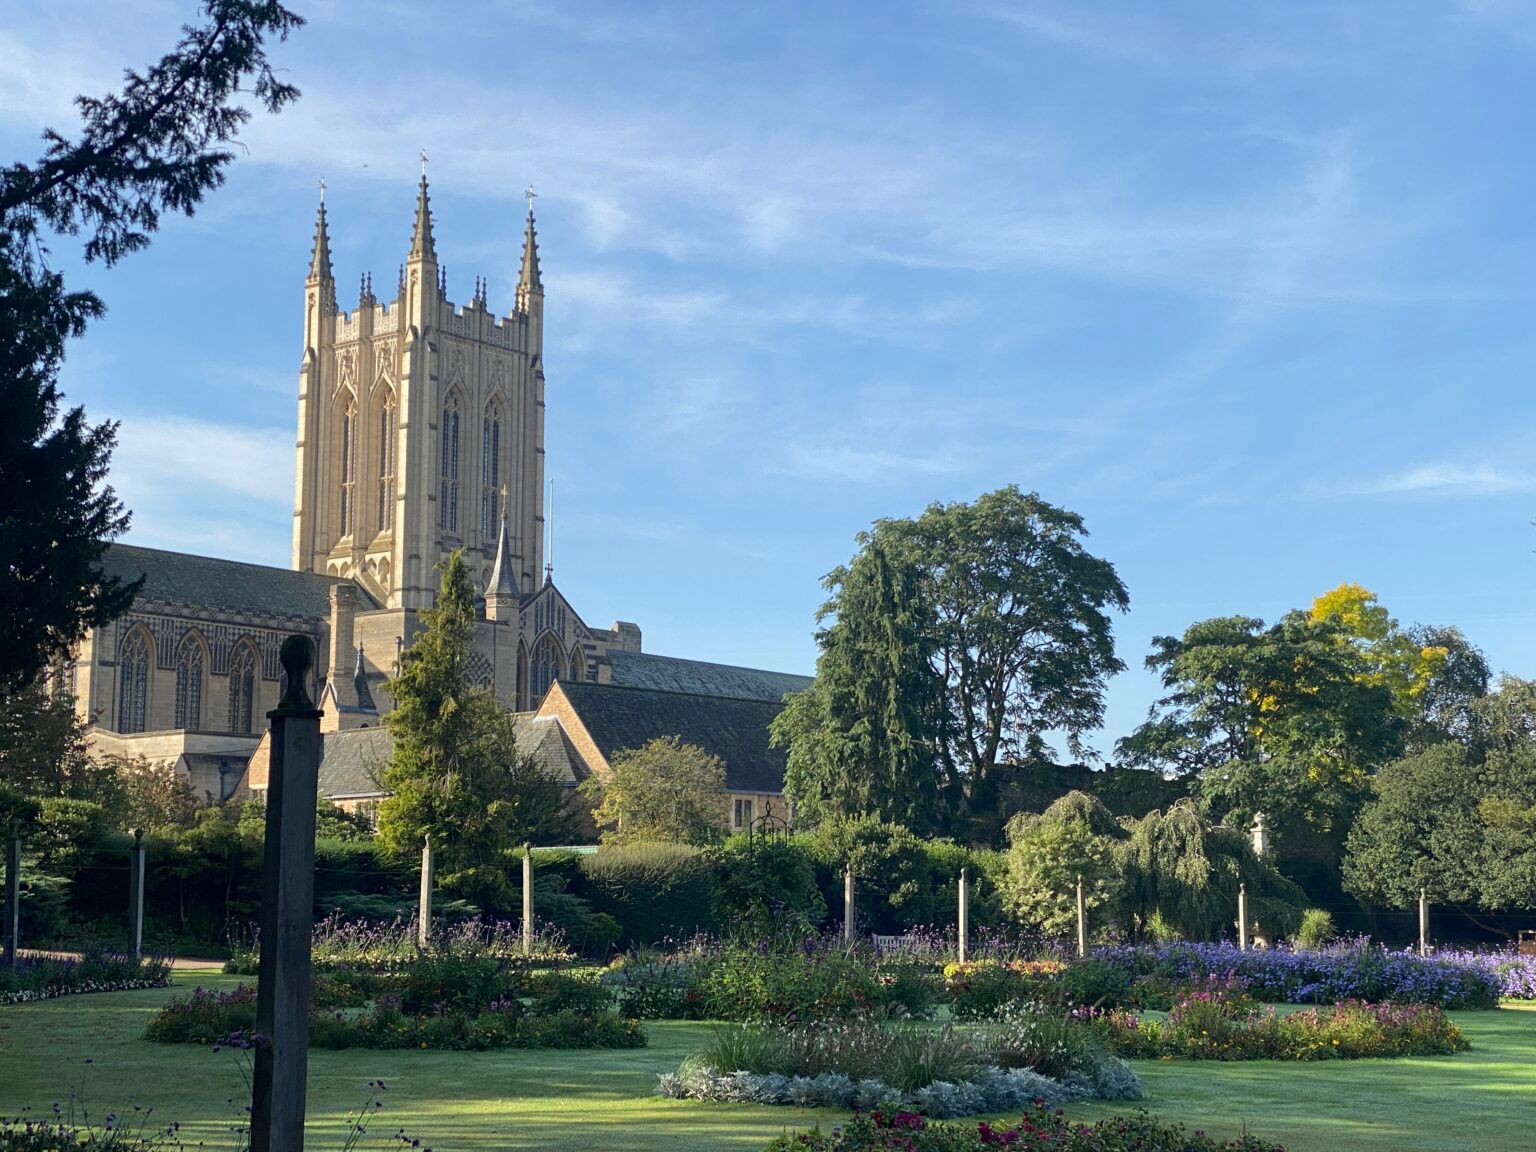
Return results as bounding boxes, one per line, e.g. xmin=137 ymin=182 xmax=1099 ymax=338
xmin=584 ymin=736 xmax=728 ymax=847
xmin=772 ymin=538 xmax=944 ymax=832
xmin=0 ymin=0 xmax=303 ymax=691
xmin=778 ymin=486 xmax=1128 ymax=840
xmin=377 ymin=552 xmax=577 ymax=908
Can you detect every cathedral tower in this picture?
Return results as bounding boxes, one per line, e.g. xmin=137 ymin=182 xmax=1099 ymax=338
xmin=291 ymin=171 xmax=548 ymax=610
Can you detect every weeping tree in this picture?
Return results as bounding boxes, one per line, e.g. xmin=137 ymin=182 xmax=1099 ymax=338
xmin=1001 ymin=791 xmax=1305 ymax=942
xmin=1118 ymin=800 xmax=1304 ymax=942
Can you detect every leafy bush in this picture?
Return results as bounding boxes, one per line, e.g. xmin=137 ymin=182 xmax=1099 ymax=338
xmin=700 ymin=940 xmax=883 ymax=1022
xmin=942 ymin=960 xmax=1065 ymax=1020
xmin=577 ymin=844 xmax=717 ymax=946
xmin=1059 ymin=958 xmax=1131 ymax=1008
xmin=711 ymin=836 xmax=826 ymax=938
xmin=606 ymin=952 xmax=708 ymax=1020
xmin=761 ymin=1103 xmax=1286 ymax=1151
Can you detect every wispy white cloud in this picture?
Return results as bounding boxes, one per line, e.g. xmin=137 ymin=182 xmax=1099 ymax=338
xmin=112 ymin=415 xmax=293 ymax=504
xmin=1311 ymin=462 xmax=1536 ymax=499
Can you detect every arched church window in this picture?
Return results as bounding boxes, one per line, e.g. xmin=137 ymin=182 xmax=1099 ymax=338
xmin=174 ymin=634 xmax=204 ymax=730
xmin=531 ymin=632 xmax=563 ymax=703
xmin=228 ymin=643 xmax=257 ymax=735
xmin=377 ymin=392 xmax=396 ymax=533
xmin=439 ymin=395 xmax=461 ymax=534
xmin=480 ymin=406 xmax=502 ymax=534
xmin=117 ymin=629 xmax=150 ymax=734
xmin=569 ymin=644 xmax=585 ymax=684
xmin=339 ymin=397 xmax=356 ymax=537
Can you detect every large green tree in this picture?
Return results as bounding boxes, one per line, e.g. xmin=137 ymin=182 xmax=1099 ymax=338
xmin=0 ymin=1 xmax=303 ymax=691
xmin=772 ymin=539 xmax=945 ymax=832
xmin=377 ymin=552 xmax=577 ymax=909
xmin=582 ymin=736 xmax=727 ymax=847
xmin=1345 ymin=678 xmax=1536 ymax=934
xmin=778 ymin=487 xmax=1127 ymax=839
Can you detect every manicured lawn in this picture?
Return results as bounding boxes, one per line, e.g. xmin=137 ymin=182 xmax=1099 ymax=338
xmin=2 ymin=970 xmax=1533 ymax=1151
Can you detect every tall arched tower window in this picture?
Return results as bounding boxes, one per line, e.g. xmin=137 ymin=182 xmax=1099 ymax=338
xmin=481 ymin=404 xmax=502 ymax=534
xmin=339 ymin=397 xmax=357 ymax=537
xmin=377 ymin=390 xmax=397 ymax=533
xmin=117 ymin=629 xmax=150 ymax=734
xmin=174 ymin=633 xmax=205 ymax=730
xmin=228 ymin=643 xmax=257 ymax=734
xmin=439 ymin=394 xmax=461 ymax=534
xmin=531 ymin=632 xmax=563 ymax=703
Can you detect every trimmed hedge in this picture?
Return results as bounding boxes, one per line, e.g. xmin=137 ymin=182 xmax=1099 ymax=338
xmin=576 ymin=844 xmax=718 ymax=946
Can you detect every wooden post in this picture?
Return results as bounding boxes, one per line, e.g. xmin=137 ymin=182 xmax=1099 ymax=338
xmin=3 ymin=831 xmax=19 ymax=969
xmin=1237 ymin=883 xmax=1249 ymax=951
xmin=1075 ymin=873 xmax=1087 ymax=959
xmin=1419 ymin=888 xmax=1429 ymax=957
xmin=417 ymin=836 xmax=434 ymax=949
xmin=957 ymin=867 xmax=969 ymax=965
xmin=250 ymin=637 xmax=323 ymax=1152
xmin=843 ymin=863 xmax=855 ymax=944
xmin=522 ymin=844 xmax=534 ymax=956
xmin=129 ymin=829 xmax=146 ymax=960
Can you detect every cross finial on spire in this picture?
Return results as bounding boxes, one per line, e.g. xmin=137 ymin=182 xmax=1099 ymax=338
xmin=420 ymin=149 xmax=429 ymax=180
xmin=525 ymin=185 xmax=537 ymax=215
xmin=318 ymin=177 xmax=327 ymax=205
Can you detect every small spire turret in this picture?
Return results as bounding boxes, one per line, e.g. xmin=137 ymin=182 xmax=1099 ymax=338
xmin=516 ymin=188 xmax=542 ymax=312
xmin=308 ymin=182 xmax=335 ymax=308
xmin=408 ymin=152 xmax=437 ymax=264
xmin=485 ymin=493 xmax=519 ymax=618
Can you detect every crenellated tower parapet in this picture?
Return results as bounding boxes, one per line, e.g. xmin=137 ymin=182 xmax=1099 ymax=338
xmin=291 ymin=166 xmax=548 ymax=611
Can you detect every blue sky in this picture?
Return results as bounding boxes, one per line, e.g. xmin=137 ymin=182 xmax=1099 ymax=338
xmin=7 ymin=1 xmax=1536 ymax=753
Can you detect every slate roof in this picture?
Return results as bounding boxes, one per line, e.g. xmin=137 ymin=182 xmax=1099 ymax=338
xmin=512 ymin=714 xmax=588 ymax=785
xmin=101 ymin=544 xmax=371 ymax=622
xmin=605 ymin=650 xmax=811 ymax=703
xmin=314 ymin=719 xmax=584 ymax=799
xmin=317 ymin=727 xmax=392 ymax=800
xmin=555 ymin=680 xmax=788 ymax=794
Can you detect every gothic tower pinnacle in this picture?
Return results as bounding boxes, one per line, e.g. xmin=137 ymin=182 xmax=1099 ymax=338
xmin=308 ymin=181 xmax=335 ymax=305
xmin=517 ymin=187 xmax=542 ymax=311
xmin=408 ymin=151 xmax=437 ymax=265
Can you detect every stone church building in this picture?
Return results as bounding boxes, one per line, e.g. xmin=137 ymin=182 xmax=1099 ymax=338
xmin=70 ymin=174 xmax=805 ymax=827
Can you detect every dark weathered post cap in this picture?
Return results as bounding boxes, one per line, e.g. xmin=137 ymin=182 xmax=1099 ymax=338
xmin=133 ymin=828 xmax=144 ymax=846
xmin=274 ymin=634 xmax=318 ymax=714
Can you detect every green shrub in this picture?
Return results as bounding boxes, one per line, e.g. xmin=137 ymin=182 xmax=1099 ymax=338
xmin=701 ymin=941 xmax=883 ymax=1022
xmin=397 ymin=948 xmax=509 ymax=1014
xmin=1059 ymin=958 xmax=1131 ymax=1007
xmin=577 ymin=843 xmax=717 ymax=946
xmin=527 ymin=971 xmax=612 ymax=1015
xmin=1294 ymin=908 xmax=1334 ymax=949
xmin=608 ymin=955 xmax=708 ymax=1020
xmin=711 ymin=837 xmax=825 ymax=938
xmin=800 ymin=818 xmax=971 ymax=935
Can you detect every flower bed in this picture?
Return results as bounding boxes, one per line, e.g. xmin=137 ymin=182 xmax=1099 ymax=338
xmin=224 ymin=912 xmax=573 ymax=976
xmin=0 ymin=950 xmax=171 ymax=1006
xmin=1430 ymin=948 xmax=1536 ymax=1000
xmin=658 ymin=1012 xmax=1142 ymax=1118
xmin=1096 ymin=982 xmax=1469 ymax=1061
xmin=609 ymin=936 xmax=941 ymax=1023
xmin=763 ymin=1103 xmax=1285 ymax=1152
xmin=1092 ymin=941 xmax=1502 ymax=1009
xmin=146 ymin=957 xmax=643 ymax=1051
